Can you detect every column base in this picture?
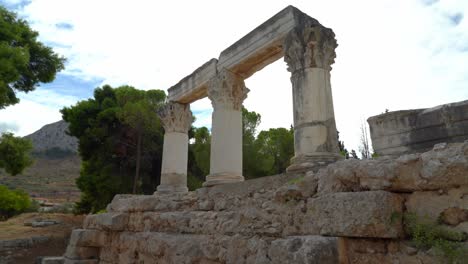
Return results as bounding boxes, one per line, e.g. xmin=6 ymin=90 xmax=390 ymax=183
xmin=155 ymin=184 xmax=188 ymax=194
xmin=203 ymin=173 xmax=245 ymax=187
xmin=286 ymin=153 xmax=343 ymax=173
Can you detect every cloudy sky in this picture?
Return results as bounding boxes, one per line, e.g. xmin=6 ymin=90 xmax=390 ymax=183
xmin=0 ymin=0 xmax=467 ymax=153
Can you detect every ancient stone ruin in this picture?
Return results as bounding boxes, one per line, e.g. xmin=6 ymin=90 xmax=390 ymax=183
xmin=368 ymin=99 xmax=468 ymax=157
xmin=157 ymin=5 xmax=342 ymax=191
xmin=47 ymin=5 xmax=467 ymax=264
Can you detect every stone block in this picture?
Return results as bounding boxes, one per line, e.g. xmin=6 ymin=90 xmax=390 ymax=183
xmin=64 ymin=245 xmax=99 ymax=260
xmin=103 ymin=232 xmax=341 ymax=264
xmin=83 ymin=213 xmax=129 ymax=231
xmin=368 ymin=99 xmax=468 ymax=156
xmin=40 ymin=257 xmax=64 ymax=264
xmin=317 ymin=141 xmax=468 ymax=194
xmin=341 ymin=238 xmax=439 ymax=264
xmin=108 ymin=193 xmax=198 ymax=213
xmin=108 ymin=195 xmax=159 ymax=212
xmin=307 ymin=191 xmax=404 ymax=238
xmin=406 ymin=187 xmax=468 ymax=233
xmin=268 ymin=236 xmax=338 ymax=264
xmin=68 ymin=229 xmax=107 ymax=248
xmin=63 ymin=258 xmax=98 ymax=264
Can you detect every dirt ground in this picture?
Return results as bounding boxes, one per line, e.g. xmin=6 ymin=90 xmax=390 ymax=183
xmin=0 ymin=213 xmax=85 ymax=264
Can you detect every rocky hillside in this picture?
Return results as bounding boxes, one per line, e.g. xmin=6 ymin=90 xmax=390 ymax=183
xmin=25 ymin=120 xmax=78 ymax=155
xmin=0 ymin=120 xmax=81 ymax=202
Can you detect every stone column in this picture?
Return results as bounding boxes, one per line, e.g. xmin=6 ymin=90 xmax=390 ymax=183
xmin=203 ymin=69 xmax=249 ymax=186
xmin=156 ymin=102 xmax=193 ymax=193
xmin=283 ymin=25 xmax=342 ymax=173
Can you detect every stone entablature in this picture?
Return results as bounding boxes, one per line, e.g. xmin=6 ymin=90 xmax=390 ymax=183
xmin=167 ymin=6 xmax=332 ymax=103
xmin=368 ymin=99 xmax=468 ymax=156
xmin=167 ymin=59 xmax=217 ymax=104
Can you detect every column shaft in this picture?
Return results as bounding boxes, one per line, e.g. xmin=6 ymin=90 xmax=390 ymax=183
xmin=284 ymin=25 xmax=342 ymax=173
xmin=156 ymin=102 xmax=192 ymax=193
xmin=158 ymin=132 xmax=189 ymax=192
xmin=203 ymin=69 xmax=248 ymax=187
xmin=205 ymin=108 xmax=243 ymax=185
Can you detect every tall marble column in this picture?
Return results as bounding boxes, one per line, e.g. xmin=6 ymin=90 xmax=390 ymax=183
xmin=283 ymin=25 xmax=342 ymax=173
xmin=203 ymin=69 xmax=249 ymax=187
xmin=156 ymin=102 xmax=193 ymax=193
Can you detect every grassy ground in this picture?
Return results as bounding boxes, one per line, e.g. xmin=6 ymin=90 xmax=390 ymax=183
xmin=0 ymin=213 xmax=85 ymax=264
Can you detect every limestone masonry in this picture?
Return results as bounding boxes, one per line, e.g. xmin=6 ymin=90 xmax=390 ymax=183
xmin=56 ymin=141 xmax=467 ymax=263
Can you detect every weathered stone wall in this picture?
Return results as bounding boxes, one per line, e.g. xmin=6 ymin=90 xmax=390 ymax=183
xmin=58 ymin=141 xmax=468 ymax=263
xmin=368 ymin=99 xmax=468 ymax=156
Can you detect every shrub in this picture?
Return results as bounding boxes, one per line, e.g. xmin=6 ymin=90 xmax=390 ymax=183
xmin=25 ymin=199 xmax=41 ymax=213
xmin=0 ymin=185 xmax=31 ymax=220
xmin=187 ymin=173 xmax=203 ymax=191
xmin=404 ymin=213 xmax=467 ymax=263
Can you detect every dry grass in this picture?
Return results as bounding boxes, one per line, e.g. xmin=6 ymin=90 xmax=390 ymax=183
xmin=0 ymin=212 xmax=85 ymax=263
xmin=0 ymin=212 xmax=84 ymax=240
xmin=0 ymin=156 xmax=81 ymax=203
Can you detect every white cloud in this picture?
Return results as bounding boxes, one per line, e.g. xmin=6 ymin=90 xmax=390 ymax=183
xmin=0 ymin=89 xmax=79 ymax=136
xmin=4 ymin=0 xmax=468 ymax=152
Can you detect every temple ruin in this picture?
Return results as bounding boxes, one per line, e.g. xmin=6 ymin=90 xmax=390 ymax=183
xmin=43 ymin=6 xmax=467 ymax=264
xmin=157 ymin=6 xmax=341 ymax=192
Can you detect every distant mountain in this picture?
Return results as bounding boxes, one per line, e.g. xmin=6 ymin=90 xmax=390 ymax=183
xmin=0 ymin=120 xmax=81 ymax=201
xmin=25 ymin=120 xmax=78 ymax=157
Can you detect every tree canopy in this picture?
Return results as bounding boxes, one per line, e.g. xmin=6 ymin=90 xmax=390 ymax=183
xmin=0 ymin=184 xmax=31 ymax=220
xmin=61 ymin=85 xmax=167 ymax=213
xmin=0 ymin=5 xmax=65 ymax=108
xmin=0 ymin=132 xmax=33 ymax=175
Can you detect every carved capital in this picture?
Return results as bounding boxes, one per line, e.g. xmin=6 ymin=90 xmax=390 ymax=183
xmin=208 ymin=69 xmax=249 ymax=111
xmin=158 ymin=102 xmax=193 ymax=133
xmin=283 ymin=25 xmax=337 ymax=72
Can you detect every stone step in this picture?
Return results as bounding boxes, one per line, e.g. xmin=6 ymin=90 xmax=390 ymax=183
xmin=98 ymin=232 xmax=339 ymax=264
xmin=85 ymin=191 xmax=403 ymax=239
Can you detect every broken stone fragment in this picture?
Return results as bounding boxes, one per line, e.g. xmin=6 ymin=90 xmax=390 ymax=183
xmin=68 ymin=229 xmax=107 ymax=248
xmin=440 ymin=207 xmax=468 ymax=226
xmin=83 ymin=213 xmax=129 ymax=231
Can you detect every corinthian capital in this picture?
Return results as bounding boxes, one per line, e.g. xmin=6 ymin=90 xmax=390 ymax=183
xmin=283 ymin=25 xmax=337 ymax=72
xmin=208 ymin=69 xmax=249 ymax=111
xmin=158 ymin=102 xmax=193 ymax=133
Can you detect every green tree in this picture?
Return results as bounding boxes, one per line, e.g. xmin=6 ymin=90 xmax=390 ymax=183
xmin=115 ymin=87 xmax=165 ymax=193
xmin=241 ymin=108 xmax=294 ymax=178
xmin=187 ymin=126 xmax=210 ymax=190
xmin=0 ymin=5 xmax=65 ymax=108
xmin=190 ymin=126 xmax=210 ymax=177
xmin=242 ymin=107 xmax=264 ymax=178
xmin=337 ymin=131 xmax=349 ymax=159
xmin=0 ymin=132 xmax=33 ymax=175
xmin=61 ymin=85 xmax=166 ymax=213
xmin=255 ymin=127 xmax=294 ymax=175
xmin=0 ymin=184 xmax=31 ymax=220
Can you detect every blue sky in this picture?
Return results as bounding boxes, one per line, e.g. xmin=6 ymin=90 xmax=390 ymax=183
xmin=0 ymin=0 xmax=467 ymax=153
